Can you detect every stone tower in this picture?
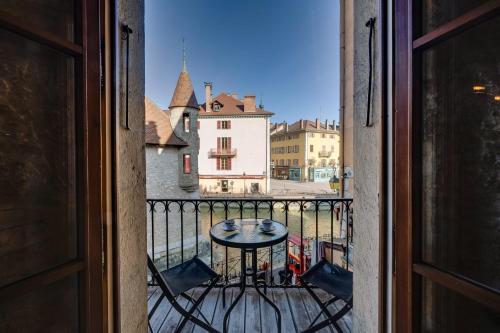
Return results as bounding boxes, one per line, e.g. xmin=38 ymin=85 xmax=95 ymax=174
xmin=167 ymin=56 xmax=200 ymax=193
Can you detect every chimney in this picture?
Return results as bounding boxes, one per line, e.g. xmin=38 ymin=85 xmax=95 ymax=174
xmin=300 ymin=119 xmax=305 ymax=129
xmin=325 ymin=119 xmax=328 ymax=129
xmin=231 ymin=92 xmax=238 ymax=99
xmin=243 ymin=95 xmax=256 ymax=112
xmin=205 ymin=82 xmax=212 ymax=112
xmin=316 ymin=118 xmax=320 ymax=129
xmin=332 ymin=120 xmax=336 ymax=130
xmin=285 ymin=121 xmax=289 ymax=132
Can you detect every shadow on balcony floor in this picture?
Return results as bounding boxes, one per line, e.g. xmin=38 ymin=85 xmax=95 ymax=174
xmin=148 ymin=286 xmax=352 ymax=333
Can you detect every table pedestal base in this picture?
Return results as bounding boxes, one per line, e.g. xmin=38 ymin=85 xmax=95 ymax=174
xmin=223 ymin=248 xmax=281 ymax=333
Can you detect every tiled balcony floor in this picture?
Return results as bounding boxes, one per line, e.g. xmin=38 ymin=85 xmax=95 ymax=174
xmin=148 ymin=286 xmax=352 ymax=333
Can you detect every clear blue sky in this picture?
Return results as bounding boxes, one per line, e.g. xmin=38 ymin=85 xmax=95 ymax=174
xmin=145 ymin=0 xmax=340 ymax=124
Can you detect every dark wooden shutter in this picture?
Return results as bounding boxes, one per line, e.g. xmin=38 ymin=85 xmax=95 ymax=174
xmin=217 ymin=137 xmax=221 ymax=153
xmin=0 ymin=2 xmax=104 ymax=331
xmin=227 ymin=158 xmax=232 ymax=170
xmin=228 ymin=120 xmax=231 ymax=129
xmin=217 ymin=120 xmax=221 ymax=129
xmin=216 ymin=157 xmax=221 ymax=170
xmin=228 ymin=137 xmax=231 ymax=150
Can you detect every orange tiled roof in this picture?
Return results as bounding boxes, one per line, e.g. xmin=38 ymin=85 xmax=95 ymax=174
xmin=199 ymin=93 xmax=273 ymax=116
xmin=169 ymin=66 xmax=198 ymax=109
xmin=145 ymin=97 xmax=188 ymax=147
xmin=273 ymin=119 xmax=338 ymax=134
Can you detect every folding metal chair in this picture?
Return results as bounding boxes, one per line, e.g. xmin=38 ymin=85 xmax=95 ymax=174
xmin=147 ymin=255 xmax=221 ymax=333
xmin=299 ymin=258 xmax=353 ymax=333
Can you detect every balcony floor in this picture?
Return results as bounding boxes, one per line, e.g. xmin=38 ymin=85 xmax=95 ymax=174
xmin=148 ymin=286 xmax=352 ymax=333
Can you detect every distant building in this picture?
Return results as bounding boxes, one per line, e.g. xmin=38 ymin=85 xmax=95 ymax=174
xmin=270 ymin=119 xmax=340 ymax=182
xmin=145 ymin=96 xmax=199 ymax=199
xmin=145 ymin=60 xmax=200 ymax=198
xmin=145 ymin=60 xmax=202 ymax=266
xmin=198 ymin=83 xmax=273 ymax=195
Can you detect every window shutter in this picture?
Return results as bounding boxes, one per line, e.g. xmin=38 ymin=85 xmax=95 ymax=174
xmin=217 ymin=137 xmax=221 ymax=152
xmin=216 ymin=157 xmax=220 ymax=170
xmin=228 ymin=158 xmax=232 ymax=170
xmin=228 ymin=137 xmax=231 ymax=150
xmin=217 ymin=121 xmax=221 ymax=129
xmin=228 ymin=120 xmax=231 ymax=129
xmin=197 ymin=121 xmax=200 ymax=129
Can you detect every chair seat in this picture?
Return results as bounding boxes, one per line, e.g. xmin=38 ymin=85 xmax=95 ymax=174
xmin=301 ymin=259 xmax=353 ymax=301
xmin=161 ymin=256 xmax=218 ymax=296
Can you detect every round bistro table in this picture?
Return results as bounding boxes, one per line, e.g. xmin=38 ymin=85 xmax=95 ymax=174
xmin=210 ymin=218 xmax=288 ymax=333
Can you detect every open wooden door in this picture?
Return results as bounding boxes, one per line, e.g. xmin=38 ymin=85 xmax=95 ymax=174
xmin=0 ymin=1 xmax=105 ymax=331
xmin=394 ymin=0 xmax=500 ymax=331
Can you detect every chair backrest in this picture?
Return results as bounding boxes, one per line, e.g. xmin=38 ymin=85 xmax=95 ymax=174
xmin=147 ymin=255 xmax=177 ymax=303
xmin=327 ymin=262 xmax=353 ymax=301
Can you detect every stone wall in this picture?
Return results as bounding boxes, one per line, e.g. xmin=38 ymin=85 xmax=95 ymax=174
xmin=116 ymin=0 xmax=147 ymax=332
xmin=145 ymin=146 xmax=200 ymax=265
xmin=352 ymin=0 xmax=382 ymax=332
xmin=169 ymin=106 xmax=200 ymax=192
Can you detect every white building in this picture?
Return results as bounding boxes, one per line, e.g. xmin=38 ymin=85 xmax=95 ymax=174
xmin=198 ymin=83 xmax=273 ymax=195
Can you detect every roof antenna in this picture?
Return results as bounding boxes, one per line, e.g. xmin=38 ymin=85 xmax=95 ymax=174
xmin=259 ymin=94 xmax=264 ymax=109
xmin=182 ymin=37 xmax=187 ymax=72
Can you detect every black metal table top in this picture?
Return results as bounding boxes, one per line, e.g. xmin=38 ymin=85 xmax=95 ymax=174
xmin=210 ymin=218 xmax=288 ymax=249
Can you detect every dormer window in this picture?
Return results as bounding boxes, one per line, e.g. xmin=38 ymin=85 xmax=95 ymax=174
xmin=213 ymin=103 xmax=221 ymax=112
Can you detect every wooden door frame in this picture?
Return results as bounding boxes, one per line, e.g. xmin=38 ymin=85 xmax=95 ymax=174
xmin=0 ymin=1 xmax=107 ymax=331
xmin=393 ymin=1 xmax=500 ymax=332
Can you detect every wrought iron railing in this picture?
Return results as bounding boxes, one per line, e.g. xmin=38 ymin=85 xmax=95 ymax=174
xmin=318 ymin=150 xmax=333 ymax=158
xmin=207 ymin=148 xmax=237 ymax=158
xmin=146 ymin=198 xmax=353 ymax=286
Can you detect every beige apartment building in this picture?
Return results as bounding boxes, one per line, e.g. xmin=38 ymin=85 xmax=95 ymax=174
xmin=270 ymin=119 xmax=340 ymax=182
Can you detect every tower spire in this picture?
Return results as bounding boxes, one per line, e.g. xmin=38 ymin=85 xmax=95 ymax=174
xmin=182 ymin=37 xmax=187 ymax=72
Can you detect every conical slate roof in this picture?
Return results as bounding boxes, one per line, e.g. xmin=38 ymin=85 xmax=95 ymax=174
xmin=169 ymin=63 xmax=198 ymax=109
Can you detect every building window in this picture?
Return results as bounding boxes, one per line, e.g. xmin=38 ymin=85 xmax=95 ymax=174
xmin=321 ymin=133 xmax=326 ymax=138
xmin=213 ymin=103 xmax=221 ymax=112
xmin=219 ymin=120 xmax=231 ymax=129
xmin=309 ymin=132 xmax=315 ymax=138
xmin=183 ymin=154 xmax=191 ymax=174
xmin=183 ymin=114 xmax=190 ymax=132
xmin=280 ymin=159 xmax=284 ymax=166
xmin=329 ymin=134 xmax=334 ymax=138
xmin=220 ymin=157 xmax=230 ymax=170
xmin=220 ymin=137 xmax=231 ymax=150
xmin=293 ymin=159 xmax=299 ymax=166
xmin=287 ymin=159 xmax=291 ymax=166
xmin=310 ymin=145 xmax=314 ymax=152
